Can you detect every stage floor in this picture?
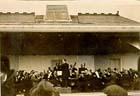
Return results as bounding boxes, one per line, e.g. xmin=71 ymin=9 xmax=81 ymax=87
xmin=61 ymin=92 xmax=106 ymax=96
xmin=60 ymin=91 xmax=140 ymax=96
xmin=17 ymin=91 xmax=140 ymax=96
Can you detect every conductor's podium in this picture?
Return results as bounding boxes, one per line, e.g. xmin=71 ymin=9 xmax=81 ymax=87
xmin=55 ymin=87 xmax=72 ymax=93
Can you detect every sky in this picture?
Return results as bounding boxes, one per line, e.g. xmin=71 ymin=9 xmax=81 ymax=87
xmin=0 ymin=0 xmax=140 ymax=22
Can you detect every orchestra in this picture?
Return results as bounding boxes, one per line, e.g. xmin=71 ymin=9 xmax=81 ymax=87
xmin=14 ymin=59 xmax=139 ymax=93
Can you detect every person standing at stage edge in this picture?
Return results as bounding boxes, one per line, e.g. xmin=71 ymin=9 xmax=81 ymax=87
xmin=0 ymin=55 xmax=16 ymax=96
xmin=61 ymin=58 xmax=70 ymax=87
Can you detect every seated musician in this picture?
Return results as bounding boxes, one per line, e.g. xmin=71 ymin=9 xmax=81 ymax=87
xmin=47 ymin=67 xmax=53 ymax=80
xmin=53 ymin=63 xmax=62 ymax=78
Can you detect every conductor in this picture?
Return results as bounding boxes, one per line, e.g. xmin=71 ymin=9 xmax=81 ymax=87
xmin=61 ymin=59 xmax=70 ymax=87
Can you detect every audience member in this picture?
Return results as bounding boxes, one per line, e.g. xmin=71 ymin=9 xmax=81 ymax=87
xmin=30 ymin=79 xmax=60 ymax=96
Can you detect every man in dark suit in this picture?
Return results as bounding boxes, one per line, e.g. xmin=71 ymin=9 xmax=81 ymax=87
xmin=61 ymin=59 xmax=70 ymax=87
xmin=0 ymin=55 xmax=16 ymax=96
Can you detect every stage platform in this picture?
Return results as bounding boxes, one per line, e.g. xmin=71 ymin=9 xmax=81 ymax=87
xmin=55 ymin=87 xmax=72 ymax=93
xmin=60 ymin=92 xmax=140 ymax=96
xmin=17 ymin=91 xmax=140 ymax=96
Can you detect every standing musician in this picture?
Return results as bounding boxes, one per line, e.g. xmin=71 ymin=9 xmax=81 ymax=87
xmin=79 ymin=63 xmax=88 ymax=77
xmin=70 ymin=62 xmax=78 ymax=78
xmin=69 ymin=62 xmax=78 ymax=89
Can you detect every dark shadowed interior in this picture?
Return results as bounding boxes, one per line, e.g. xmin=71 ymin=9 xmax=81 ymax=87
xmin=1 ymin=32 xmax=139 ymax=55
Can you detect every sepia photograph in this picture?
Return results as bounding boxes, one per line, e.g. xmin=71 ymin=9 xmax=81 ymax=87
xmin=0 ymin=0 xmax=140 ymax=96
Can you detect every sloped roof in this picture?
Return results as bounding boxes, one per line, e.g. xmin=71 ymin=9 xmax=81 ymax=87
xmin=70 ymin=12 xmax=140 ymax=25
xmin=0 ymin=10 xmax=139 ymax=25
